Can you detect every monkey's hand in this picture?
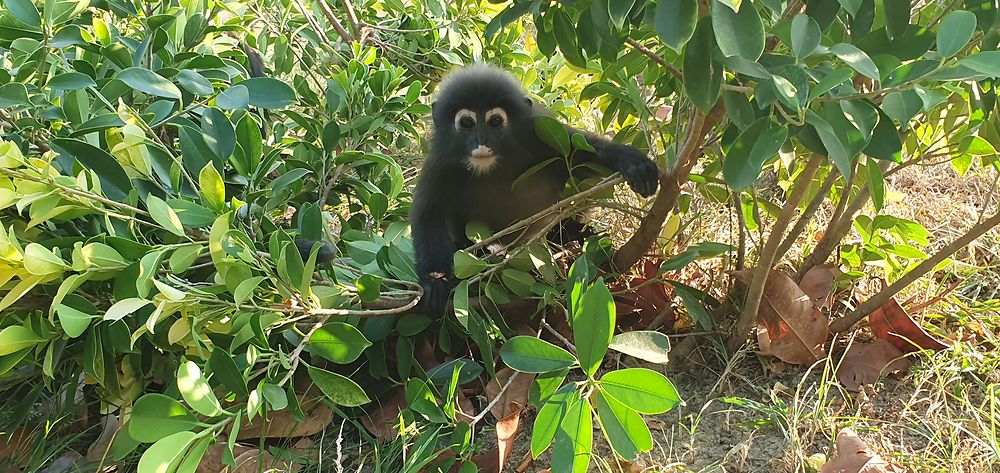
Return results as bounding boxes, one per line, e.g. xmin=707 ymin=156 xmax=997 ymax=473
xmin=419 ymin=272 xmax=451 ymax=318
xmin=614 ymin=147 xmax=661 ymax=198
xmin=598 ymin=143 xmax=660 ymax=197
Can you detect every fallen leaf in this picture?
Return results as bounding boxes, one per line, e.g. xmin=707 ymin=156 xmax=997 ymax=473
xmin=38 ymin=452 xmax=82 ymax=473
xmin=869 ymin=297 xmax=949 ymax=353
xmin=484 ymin=368 xmax=535 ymax=420
xmin=360 ymin=387 xmax=407 ymax=441
xmin=799 ymin=264 xmax=839 ymax=310
xmin=84 ymin=415 xmax=120 ymax=463
xmin=820 ymin=428 xmax=901 ymax=473
xmin=0 ymin=427 xmax=34 ymax=466
xmin=736 ymin=270 xmax=829 ymax=364
xmin=236 ymin=392 xmax=333 ymax=440
xmin=496 ymin=410 xmax=521 ymax=470
xmin=836 ymin=340 xmax=911 ymax=392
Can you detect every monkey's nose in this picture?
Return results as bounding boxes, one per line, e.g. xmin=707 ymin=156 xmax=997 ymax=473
xmin=471 ymin=146 xmax=494 ymax=158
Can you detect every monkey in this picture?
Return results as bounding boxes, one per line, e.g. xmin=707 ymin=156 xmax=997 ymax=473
xmin=411 ymin=64 xmax=661 ymax=317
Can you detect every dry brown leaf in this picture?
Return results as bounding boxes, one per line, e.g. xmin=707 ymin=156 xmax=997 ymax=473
xmin=37 ymin=452 xmax=82 ymax=473
xmin=836 ymin=340 xmax=911 ymax=392
xmin=496 ymin=410 xmax=521 ymax=471
xmin=735 ymin=270 xmax=829 ymax=364
xmin=0 ymin=427 xmax=34 ymax=467
xmin=869 ymin=297 xmax=950 ymax=353
xmin=484 ymin=368 xmax=535 ymax=420
xmin=84 ymin=415 xmax=120 ymax=463
xmin=235 ymin=394 xmax=333 ymax=440
xmin=196 ymin=443 xmax=253 ymax=473
xmin=799 ymin=264 xmax=839 ymax=310
xmin=820 ymin=428 xmax=901 ymax=473
xmin=360 ymin=387 xmax=407 ymax=441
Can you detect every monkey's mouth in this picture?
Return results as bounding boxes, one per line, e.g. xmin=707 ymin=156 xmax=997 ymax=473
xmin=470 ymin=146 xmax=496 ymax=160
xmin=467 ymin=146 xmax=498 ymax=174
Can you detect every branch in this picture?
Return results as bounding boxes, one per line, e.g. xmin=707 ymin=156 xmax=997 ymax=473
xmin=774 ymin=165 xmax=840 ymax=262
xmin=318 ymin=0 xmax=354 ymax=42
xmin=828 ymin=207 xmax=1000 ymax=333
xmin=611 ymin=105 xmax=722 ymax=272
xmin=726 ymin=153 xmax=824 ymax=354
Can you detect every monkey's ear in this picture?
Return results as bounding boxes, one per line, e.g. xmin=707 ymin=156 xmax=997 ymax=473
xmin=431 ymin=100 xmax=447 ymax=127
xmin=524 ymin=97 xmax=532 ymax=108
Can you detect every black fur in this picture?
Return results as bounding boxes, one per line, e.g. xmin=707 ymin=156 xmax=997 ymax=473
xmin=411 ymin=64 xmax=660 ymax=317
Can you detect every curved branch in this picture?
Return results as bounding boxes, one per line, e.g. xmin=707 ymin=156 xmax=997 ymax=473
xmin=611 ymin=105 xmax=722 ymax=272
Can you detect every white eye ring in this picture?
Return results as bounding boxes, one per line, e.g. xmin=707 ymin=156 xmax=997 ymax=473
xmin=455 ymin=109 xmax=476 ymax=130
xmin=485 ymin=107 xmax=507 ymax=127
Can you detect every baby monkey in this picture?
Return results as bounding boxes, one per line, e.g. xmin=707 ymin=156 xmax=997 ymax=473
xmin=411 ymin=64 xmax=661 ymax=317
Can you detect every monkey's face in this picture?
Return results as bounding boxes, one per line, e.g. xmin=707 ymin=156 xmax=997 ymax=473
xmin=452 ymin=107 xmax=509 ymax=175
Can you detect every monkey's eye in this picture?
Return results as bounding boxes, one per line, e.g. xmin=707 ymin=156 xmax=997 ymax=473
xmin=487 ymin=115 xmax=504 ymax=127
xmin=459 ymin=116 xmax=476 ymax=129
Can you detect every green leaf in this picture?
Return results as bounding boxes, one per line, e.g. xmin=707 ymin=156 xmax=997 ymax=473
xmin=175 ymin=69 xmax=214 ymax=95
xmin=501 ymin=268 xmax=534 ymax=297
xmin=573 ymin=278 xmax=614 ymax=378
xmin=129 ymin=393 xmax=199 ymax=443
xmin=261 ymin=383 xmax=287 ymax=410
xmin=806 ymin=111 xmax=852 ymax=178
xmin=863 ymin=108 xmax=903 ymax=162
xmin=829 ymin=43 xmax=880 ymax=80
xmin=23 ymin=243 xmax=67 ymax=275
xmin=0 ymin=83 xmax=29 ymax=108
xmin=309 ymin=322 xmax=372 ymax=364
xmin=532 ymin=386 xmax=576 ymax=458
xmin=551 ymin=391 xmax=593 ymax=473
xmin=882 ymin=60 xmax=937 ymax=87
xmin=201 ymin=107 xmax=236 ymax=161
xmin=656 ymin=0 xmax=698 ymax=52
xmin=595 ymin=391 xmax=652 ymax=460
xmin=0 ymin=325 xmax=41 ymax=355
xmin=51 ymin=138 xmax=132 ymax=201
xmin=307 ymin=365 xmax=372 ymax=406
xmin=216 ymin=84 xmax=250 ymax=110
xmin=136 ymin=249 xmax=166 ymax=298
xmin=535 ymin=115 xmax=571 ymax=157
xmin=453 ymin=250 xmax=488 ymax=278
xmin=55 ymin=304 xmax=93 ymax=338
xmin=609 ymin=331 xmax=671 ymax=364
xmin=117 ymin=68 xmax=182 ymax=100
xmin=103 ymin=298 xmax=150 ymax=321
xmin=49 ymin=72 xmax=96 ymax=90
xmin=3 ymin=0 xmax=40 ymax=26
xmin=684 ymin=18 xmax=723 ymax=113
xmin=712 ymin=0 xmax=764 ymax=61
xmin=667 ymin=280 xmax=714 ymax=331
xmin=722 ymin=90 xmax=755 ymax=129
xmin=355 ymin=273 xmax=381 ymax=302
xmin=136 ymin=431 xmax=196 ymax=473
xmin=608 ymin=0 xmax=636 ymax=30
xmin=174 ymin=438 xmax=210 ymax=473
xmin=960 ymin=51 xmax=1000 ymax=77
xmin=209 ymin=347 xmax=248 ymax=397
xmin=790 ymin=14 xmax=821 ymax=61
xmin=600 ymin=368 xmax=682 ymax=414
xmin=147 ymin=195 xmax=186 ymax=236
xmin=177 ymin=361 xmax=223 ymax=417
xmin=722 ymin=117 xmax=788 ymax=189
xmin=936 ymin=10 xmax=977 ymax=57
xmin=880 ymin=90 xmax=923 ymax=125
xmin=500 ymin=336 xmax=577 ymax=373
xmin=237 ymin=77 xmax=296 ymax=109
xmin=883 ymin=0 xmax=910 ymax=41
xmin=552 ymin=9 xmax=586 ymax=67
xmin=866 ymin=158 xmax=885 ymax=211
xmin=198 ymin=162 xmax=226 ymax=212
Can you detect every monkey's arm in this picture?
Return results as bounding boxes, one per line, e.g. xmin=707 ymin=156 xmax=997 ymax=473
xmin=411 ymin=193 xmax=455 ymax=318
xmin=567 ymin=129 xmax=661 ymax=198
